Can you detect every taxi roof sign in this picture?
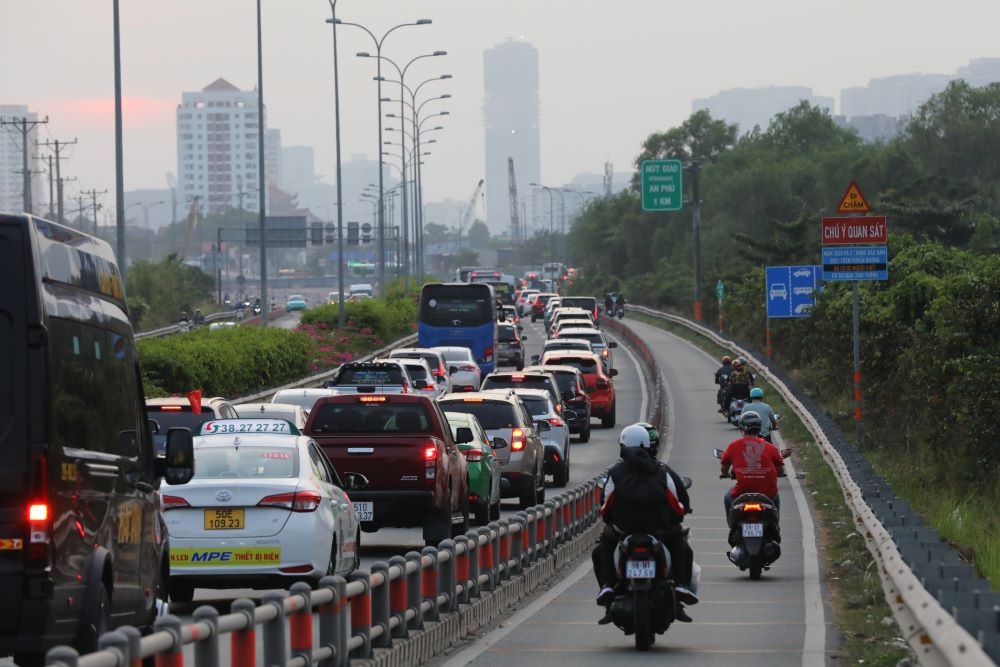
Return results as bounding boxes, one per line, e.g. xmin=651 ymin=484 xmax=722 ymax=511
xmin=198 ymin=419 xmax=300 ymax=436
xmin=836 ymin=181 xmax=871 ymax=213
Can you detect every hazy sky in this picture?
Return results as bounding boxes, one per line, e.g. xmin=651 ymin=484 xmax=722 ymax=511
xmin=4 ymin=0 xmax=999 ymax=205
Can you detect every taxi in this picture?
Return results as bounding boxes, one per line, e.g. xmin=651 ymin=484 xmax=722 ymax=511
xmin=161 ymin=419 xmax=364 ymax=602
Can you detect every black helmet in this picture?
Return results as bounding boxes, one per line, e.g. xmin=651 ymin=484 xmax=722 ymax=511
xmin=739 ymin=411 xmax=762 ymax=435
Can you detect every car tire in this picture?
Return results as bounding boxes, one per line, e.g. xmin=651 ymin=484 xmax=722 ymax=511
xmin=451 ymin=494 xmax=471 ymax=538
xmin=579 ymin=423 xmax=591 ymax=443
xmin=489 ymin=496 xmax=502 ymax=521
xmin=473 ymin=499 xmax=490 ymax=526
xmin=423 ymin=504 xmax=451 ymax=547
xmin=169 ymin=580 xmax=195 ymax=604
xmin=76 ymin=583 xmax=111 ymax=656
xmin=553 ymin=459 xmax=569 ymax=488
xmin=326 ymin=537 xmax=338 ymax=577
xmin=516 ymin=361 xmax=524 ymax=371
xmin=601 ymin=401 xmax=616 ymax=429
xmin=518 ymin=475 xmax=537 ymax=509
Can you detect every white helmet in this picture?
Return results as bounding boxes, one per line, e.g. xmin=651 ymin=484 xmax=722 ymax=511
xmin=619 ymin=424 xmax=652 ymax=449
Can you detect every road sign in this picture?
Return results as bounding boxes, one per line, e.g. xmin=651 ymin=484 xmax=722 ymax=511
xmin=715 ymin=280 xmax=724 ymax=301
xmin=821 ymin=216 xmax=887 ymax=245
xmin=245 ymin=216 xmax=308 ymax=248
xmin=641 ymin=159 xmax=683 ymax=211
xmin=766 ymin=265 xmax=821 ymax=318
xmin=837 ymin=181 xmax=870 ymax=213
xmin=822 ymin=246 xmax=888 ymax=281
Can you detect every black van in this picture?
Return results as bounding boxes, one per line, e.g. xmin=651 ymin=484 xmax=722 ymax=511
xmin=0 ymin=214 xmax=194 ymax=663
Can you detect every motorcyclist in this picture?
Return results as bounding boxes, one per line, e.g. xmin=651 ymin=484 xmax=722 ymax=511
xmin=604 ymin=293 xmax=615 ymax=315
xmin=178 ymin=310 xmax=189 ymax=324
xmin=193 ymin=308 xmax=205 ymax=326
xmin=741 ymin=387 xmax=778 ymax=442
xmin=714 ymin=355 xmax=733 ymax=411
xmin=721 ymin=358 xmax=753 ymax=416
xmin=614 ymin=293 xmax=627 ymax=309
xmin=720 ymin=411 xmax=785 ymax=516
xmin=593 ymin=424 xmax=698 ymax=622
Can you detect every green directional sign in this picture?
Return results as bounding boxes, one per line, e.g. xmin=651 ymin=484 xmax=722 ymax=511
xmin=716 ymin=280 xmax=724 ymax=301
xmin=641 ymin=159 xmax=683 ymax=212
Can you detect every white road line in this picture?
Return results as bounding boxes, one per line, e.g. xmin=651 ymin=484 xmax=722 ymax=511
xmin=631 ymin=320 xmax=827 ymax=667
xmin=614 ymin=334 xmax=649 ymax=421
xmin=440 ymin=558 xmax=595 ymax=667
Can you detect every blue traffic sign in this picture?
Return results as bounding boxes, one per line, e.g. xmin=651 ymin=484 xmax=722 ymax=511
xmin=821 ymin=246 xmax=888 ymax=281
xmin=766 ymin=265 xmax=821 ymax=318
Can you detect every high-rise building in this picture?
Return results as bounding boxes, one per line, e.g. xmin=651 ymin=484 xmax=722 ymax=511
xmin=281 ymin=145 xmax=315 ymax=194
xmin=840 ymin=74 xmax=953 ymax=118
xmin=483 ymin=39 xmax=540 ymax=234
xmin=265 ymin=128 xmax=282 ymax=188
xmin=0 ymin=104 xmax=45 ymax=215
xmin=176 ymin=78 xmax=269 ymax=215
xmin=692 ymin=87 xmax=834 ymax=134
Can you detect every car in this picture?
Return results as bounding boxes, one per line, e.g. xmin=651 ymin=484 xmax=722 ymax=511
xmin=551 ymin=318 xmax=597 ymax=340
xmin=500 ymin=304 xmax=520 ymax=324
xmin=270 ymin=388 xmax=340 ymax=416
xmin=327 ymin=291 xmax=341 ymax=304
xmin=540 ymin=351 xmax=619 ymax=428
xmin=508 ymin=388 xmax=573 ymax=487
xmin=542 ymin=298 xmax=564 ymax=330
xmin=286 ymin=294 xmax=308 ymax=311
xmin=322 ymin=360 xmax=413 ymax=394
xmin=443 ymin=412 xmax=503 ymax=525
xmin=305 ymin=394 xmax=469 ymax=545
xmin=434 ymin=346 xmax=482 ymax=392
xmin=792 ymin=269 xmax=811 ymax=278
xmin=558 ymin=296 xmax=600 ymax=324
xmin=769 ymin=283 xmax=787 ymax=300
xmin=391 ymin=357 xmax=445 ymax=400
xmin=233 ymin=402 xmax=310 ymax=431
xmin=161 ymin=418 xmax=362 ymax=601
xmin=793 ymin=286 xmax=814 ymax=296
xmin=480 ymin=369 xmax=564 ymax=416
xmin=549 ymin=307 xmax=595 ymax=334
xmin=438 ymin=391 xmax=547 ymax=509
xmin=496 ymin=322 xmax=527 ymax=369
xmin=794 ymin=303 xmax=813 ymax=314
xmin=517 ymin=289 xmax=539 ymax=316
xmin=552 ymin=327 xmax=619 ymax=370
xmin=524 ymin=364 xmax=592 ymax=441
xmin=146 ymin=395 xmax=241 ymax=456
xmin=539 ymin=337 xmax=593 ymax=359
xmin=349 ymin=283 xmax=374 ymax=298
xmin=387 ymin=347 xmax=453 ymax=393
xmin=530 ymin=292 xmax=558 ymax=321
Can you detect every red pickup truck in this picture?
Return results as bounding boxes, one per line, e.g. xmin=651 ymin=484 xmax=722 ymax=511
xmin=305 ymin=394 xmax=470 ymax=545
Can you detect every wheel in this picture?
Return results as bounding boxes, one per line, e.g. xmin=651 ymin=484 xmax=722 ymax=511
xmin=450 ymin=494 xmax=470 ymax=538
xmin=749 ymin=564 xmax=763 ymax=580
xmin=77 ymin=584 xmax=111 ymax=655
xmin=633 ymin=589 xmax=653 ymax=651
xmin=489 ymin=497 xmax=501 ymax=521
xmin=516 ymin=361 xmax=524 ymax=371
xmin=553 ymin=459 xmax=569 ymax=487
xmin=169 ymin=579 xmax=194 ymax=603
xmin=536 ymin=476 xmax=546 ymax=503
xmin=518 ymin=474 xmax=537 ymax=509
xmin=473 ymin=499 xmax=490 ymax=526
xmin=352 ymin=529 xmax=362 ymax=572
xmin=601 ymin=402 xmax=616 ymax=429
xmin=579 ymin=423 xmax=591 ymax=443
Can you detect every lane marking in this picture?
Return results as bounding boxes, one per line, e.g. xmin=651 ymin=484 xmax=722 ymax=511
xmin=439 ymin=558 xmax=595 ymax=667
xmin=612 ymin=332 xmax=649 ymax=421
xmin=629 ymin=318 xmax=828 ymax=667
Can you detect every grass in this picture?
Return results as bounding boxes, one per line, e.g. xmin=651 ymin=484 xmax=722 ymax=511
xmin=632 ymin=312 xmax=910 ymax=664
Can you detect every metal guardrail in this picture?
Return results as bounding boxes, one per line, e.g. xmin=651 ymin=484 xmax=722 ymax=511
xmin=44 ymin=481 xmax=603 ymax=667
xmin=626 ymin=304 xmax=998 ymax=666
xmin=136 ymin=312 xmax=238 ymax=340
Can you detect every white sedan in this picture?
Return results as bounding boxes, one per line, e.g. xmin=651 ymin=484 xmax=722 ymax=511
xmin=161 ymin=419 xmax=363 ymax=602
xmin=434 ymin=346 xmax=482 ymax=392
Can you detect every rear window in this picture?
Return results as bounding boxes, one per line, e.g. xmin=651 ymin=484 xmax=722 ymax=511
xmin=334 ymin=365 xmax=404 ymax=385
xmin=193 ymin=445 xmax=298 ymax=479
xmin=440 ymin=348 xmax=472 ymax=363
xmin=547 ymin=357 xmax=598 ymax=374
xmin=520 ymin=396 xmax=551 ymax=417
xmin=498 ymin=326 xmax=518 ymax=342
xmin=149 ymin=406 xmax=218 ymax=453
xmin=309 ymin=402 xmax=432 ymax=434
xmin=482 ymin=375 xmax=555 ymax=397
xmin=404 ymin=364 xmax=429 ymax=381
xmin=547 ymin=372 xmax=577 ymax=394
xmin=439 ymin=400 xmax=517 ymax=429
xmin=391 ymin=352 xmax=442 ymax=372
xmin=557 ymin=331 xmax=603 ymax=344
xmin=561 ymin=297 xmax=596 ymax=311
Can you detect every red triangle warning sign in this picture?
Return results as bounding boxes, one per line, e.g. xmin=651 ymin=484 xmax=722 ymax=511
xmin=837 ymin=181 xmax=870 ymax=213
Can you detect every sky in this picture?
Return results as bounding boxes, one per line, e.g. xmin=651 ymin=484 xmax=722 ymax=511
xmin=4 ymin=0 xmax=1000 ymax=205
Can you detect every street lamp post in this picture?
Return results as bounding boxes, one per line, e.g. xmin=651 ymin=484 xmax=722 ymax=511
xmin=113 ymin=0 xmax=126 ymax=277
xmin=256 ymin=0 xmax=269 ymax=325
xmin=531 ymin=183 xmax=556 ymax=264
xmin=324 ymin=0 xmax=346 ymax=328
xmin=336 ymin=17 xmax=432 ymax=295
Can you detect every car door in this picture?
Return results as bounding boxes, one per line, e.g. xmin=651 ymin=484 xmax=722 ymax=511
xmin=305 ymin=443 xmax=340 ymax=569
xmin=476 ymin=420 xmax=501 ymax=503
xmin=313 ymin=444 xmax=357 ymax=574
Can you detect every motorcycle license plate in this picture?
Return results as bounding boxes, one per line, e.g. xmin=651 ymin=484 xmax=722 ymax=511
xmin=741 ymin=523 xmax=764 ymax=538
xmin=625 ymin=559 xmax=656 ymax=579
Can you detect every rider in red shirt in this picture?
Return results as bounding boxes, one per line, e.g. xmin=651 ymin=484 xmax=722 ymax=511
xmin=720 ymin=411 xmax=785 ymax=515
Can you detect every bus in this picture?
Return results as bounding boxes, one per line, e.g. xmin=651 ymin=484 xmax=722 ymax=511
xmin=455 ymin=266 xmax=491 ymax=282
xmin=0 ymin=214 xmax=194 ymax=661
xmin=418 ymin=282 xmax=499 ymax=375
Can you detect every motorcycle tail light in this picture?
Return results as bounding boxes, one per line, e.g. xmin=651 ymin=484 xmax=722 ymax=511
xmin=743 ymin=503 xmax=763 ymax=511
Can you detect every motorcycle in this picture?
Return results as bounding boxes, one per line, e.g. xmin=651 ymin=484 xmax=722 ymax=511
xmin=604 ymin=477 xmax=695 ymax=651
xmin=713 ymin=448 xmax=789 ymax=580
xmin=252 ymin=304 xmax=262 ymax=316
xmin=715 ymin=372 xmax=729 ymax=408
xmin=615 ymin=306 xmax=625 ymax=319
xmin=726 ymin=397 xmax=747 ymax=426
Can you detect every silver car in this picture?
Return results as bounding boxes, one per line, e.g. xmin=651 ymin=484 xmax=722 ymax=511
xmin=509 ymin=388 xmax=573 ymax=488
xmin=553 ymin=327 xmax=619 ymax=371
xmin=395 ymin=358 xmax=446 ymax=400
xmin=434 ymin=346 xmax=482 ymax=393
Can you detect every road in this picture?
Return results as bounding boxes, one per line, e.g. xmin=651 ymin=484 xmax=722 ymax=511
xmin=438 ymin=317 xmax=834 ymax=666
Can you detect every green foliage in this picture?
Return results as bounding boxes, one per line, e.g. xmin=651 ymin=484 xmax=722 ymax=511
xmin=465 ymin=220 xmax=492 ymax=249
xmin=137 ymin=327 xmax=312 ymax=398
xmin=126 ymin=255 xmax=216 ymax=330
xmin=299 ymin=294 xmax=417 ymax=341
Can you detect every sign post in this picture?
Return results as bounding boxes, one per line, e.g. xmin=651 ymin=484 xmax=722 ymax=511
xmin=715 ymin=280 xmax=724 ymax=332
xmin=822 ymin=182 xmax=886 ymax=449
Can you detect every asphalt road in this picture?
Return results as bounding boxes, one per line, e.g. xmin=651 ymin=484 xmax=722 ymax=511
xmin=437 ymin=317 xmax=834 ymax=666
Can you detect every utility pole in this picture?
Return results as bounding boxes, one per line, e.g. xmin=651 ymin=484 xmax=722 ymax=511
xmin=0 ymin=115 xmax=48 ymax=214
xmin=73 ymin=195 xmax=87 ymax=229
xmin=38 ymin=153 xmax=55 ymax=218
xmin=81 ymin=189 xmax=107 ymax=237
xmin=687 ymin=160 xmax=703 ymax=322
xmin=39 ymin=138 xmax=76 ymax=224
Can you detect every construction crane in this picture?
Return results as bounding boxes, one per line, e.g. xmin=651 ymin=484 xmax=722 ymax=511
xmin=507 ymin=157 xmax=521 ymax=245
xmin=459 ymin=179 xmax=484 ymax=249
xmin=179 ymin=196 xmax=200 ymax=259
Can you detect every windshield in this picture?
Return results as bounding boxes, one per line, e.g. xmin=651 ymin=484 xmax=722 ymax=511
xmin=440 ymin=348 xmax=474 ymax=363
xmin=404 ymin=364 xmax=429 ymax=382
xmin=192 ymin=445 xmax=298 ymax=479
xmin=309 ymin=402 xmax=433 ymax=434
xmin=420 ymin=284 xmax=494 ymax=327
xmin=334 ymin=365 xmax=405 ymax=385
xmin=482 ymin=375 xmax=555 ymax=398
xmin=498 ymin=326 xmax=518 ymax=342
xmin=547 ymin=372 xmax=577 ymax=394
xmin=439 ymin=401 xmax=516 ymax=429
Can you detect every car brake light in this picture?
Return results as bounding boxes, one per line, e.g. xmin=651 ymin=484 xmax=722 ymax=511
xmin=160 ymin=405 xmax=183 ymax=411
xmin=483 ymin=347 xmax=493 ymax=363
xmin=424 ymin=446 xmax=438 ymax=461
xmin=460 ymin=365 xmax=478 ymax=372
xmin=548 ymin=417 xmax=564 ymax=427
xmin=511 ymin=428 xmax=526 ymax=451
xmin=602 ymin=349 xmax=609 ymax=357
xmin=359 ymin=396 xmax=387 ymax=402
xmin=511 ymin=374 xmax=525 ymax=381
xmin=28 ymin=503 xmax=48 ymax=522
xmin=432 ymin=368 xmax=445 ymax=377
xmin=161 ymin=495 xmax=191 ymax=510
xmin=258 ymin=491 xmax=322 ymax=512
xmin=462 ymin=397 xmax=484 ymax=402
xmin=743 ymin=503 xmax=763 ymax=511
xmin=462 ymin=448 xmax=484 ymax=462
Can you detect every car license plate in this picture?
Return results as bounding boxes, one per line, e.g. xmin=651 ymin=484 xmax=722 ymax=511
xmin=353 ymin=502 xmax=374 ymax=522
xmin=741 ymin=523 xmax=764 ymax=538
xmin=625 ymin=559 xmax=656 ymax=579
xmin=204 ymin=508 xmax=244 ymax=530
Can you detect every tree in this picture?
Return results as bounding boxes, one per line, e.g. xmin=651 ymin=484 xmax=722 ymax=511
xmin=126 ymin=255 xmax=215 ymax=329
xmin=423 ymin=222 xmax=452 ymax=246
xmin=632 ymin=109 xmax=738 ymax=186
xmin=465 ymin=220 xmax=491 ymax=249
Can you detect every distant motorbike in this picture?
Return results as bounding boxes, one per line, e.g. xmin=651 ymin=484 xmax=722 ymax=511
xmin=725 ymin=397 xmax=747 ymax=426
xmin=615 ymin=306 xmax=625 ymax=319
xmin=178 ymin=320 xmax=192 ymax=333
xmin=715 ymin=373 xmax=729 ymax=408
xmin=252 ymin=304 xmax=262 ymax=316
xmin=714 ymin=448 xmax=789 ymax=580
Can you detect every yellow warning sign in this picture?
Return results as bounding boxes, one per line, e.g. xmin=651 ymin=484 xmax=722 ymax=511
xmin=0 ymin=539 xmax=23 ymax=551
xmin=837 ymin=181 xmax=870 ymax=213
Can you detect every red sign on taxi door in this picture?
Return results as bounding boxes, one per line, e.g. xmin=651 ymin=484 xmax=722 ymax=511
xmin=821 ymin=216 xmax=887 ymax=246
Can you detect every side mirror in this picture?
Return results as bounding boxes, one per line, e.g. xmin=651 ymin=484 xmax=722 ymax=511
xmin=520 ymin=335 xmax=528 ymax=342
xmin=147 ymin=419 xmax=160 ymax=435
xmin=609 ymin=369 xmax=619 ymax=377
xmin=530 ymin=355 xmax=540 ymax=365
xmin=562 ymin=390 xmax=575 ymax=401
xmin=681 ymin=476 xmax=693 ymax=489
xmin=492 ymin=437 xmax=509 ymax=450
xmin=535 ymin=420 xmax=551 ymax=432
xmin=344 ymin=472 xmax=370 ymax=491
xmin=449 ymin=366 xmax=458 ymax=376
xmin=712 ymin=448 xmax=724 ymax=460
xmin=517 ymin=325 xmax=523 ymax=331
xmin=160 ymin=428 xmax=195 ymax=485
xmin=608 ymin=341 xmax=618 ymax=349
xmin=563 ymin=409 xmax=578 ymax=421
xmin=454 ymin=427 xmax=474 ymax=444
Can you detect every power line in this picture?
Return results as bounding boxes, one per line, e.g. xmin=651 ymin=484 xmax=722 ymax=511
xmin=0 ymin=115 xmax=49 ymax=214
xmin=39 ymin=138 xmax=77 ymax=224
xmin=80 ymin=188 xmax=107 ymax=236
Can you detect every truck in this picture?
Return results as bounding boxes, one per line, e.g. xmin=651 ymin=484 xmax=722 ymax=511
xmin=305 ymin=394 xmax=470 ymax=545
xmin=321 ymin=360 xmax=418 ymax=394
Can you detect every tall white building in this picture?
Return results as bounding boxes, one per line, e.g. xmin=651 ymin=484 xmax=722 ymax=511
xmin=176 ymin=78 xmax=269 ymax=215
xmin=265 ymin=128 xmax=282 ymax=188
xmin=0 ymin=104 xmax=45 ymax=215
